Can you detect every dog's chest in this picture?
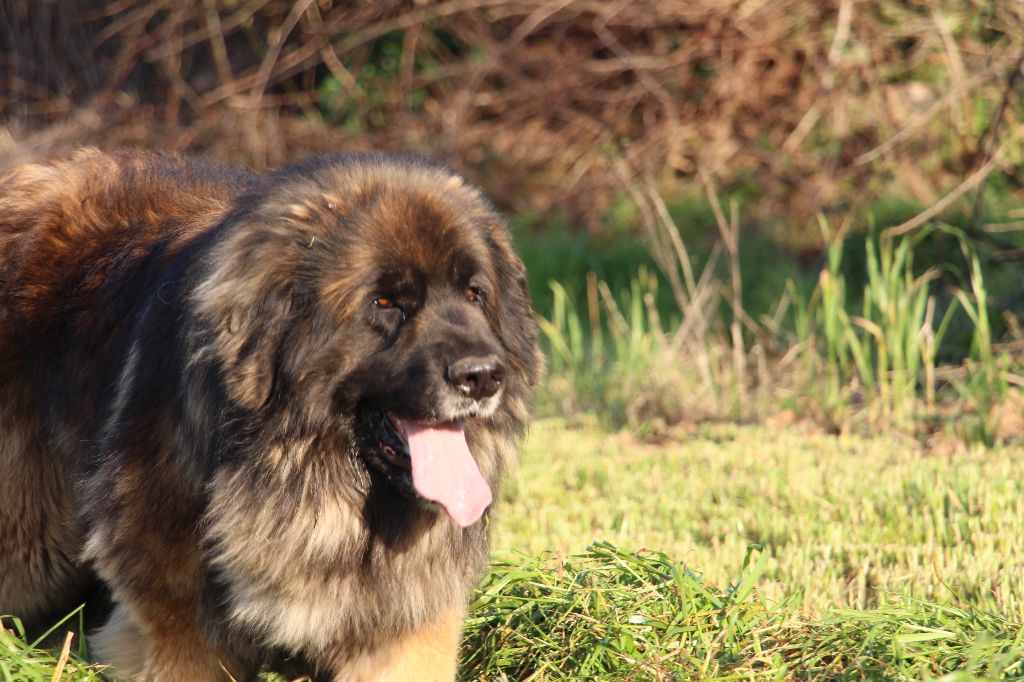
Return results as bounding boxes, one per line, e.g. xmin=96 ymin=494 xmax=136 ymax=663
xmin=205 ymin=469 xmax=483 ymax=654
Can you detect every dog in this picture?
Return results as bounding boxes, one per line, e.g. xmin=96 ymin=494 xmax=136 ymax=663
xmin=0 ymin=149 xmax=541 ymax=680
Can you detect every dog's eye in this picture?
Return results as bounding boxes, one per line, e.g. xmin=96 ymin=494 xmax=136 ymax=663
xmin=373 ymin=297 xmax=396 ymax=310
xmin=466 ymin=286 xmax=483 ymax=303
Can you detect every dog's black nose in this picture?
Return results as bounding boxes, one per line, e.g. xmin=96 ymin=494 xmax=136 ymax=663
xmin=446 ymin=355 xmax=505 ymax=400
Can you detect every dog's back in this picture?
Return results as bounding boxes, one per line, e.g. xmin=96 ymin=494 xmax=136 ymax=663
xmin=0 ymin=149 xmax=247 ymax=625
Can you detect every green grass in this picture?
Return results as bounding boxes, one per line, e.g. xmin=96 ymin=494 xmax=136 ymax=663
xmin=462 ymin=542 xmax=772 ymax=680
xmin=530 ymin=211 xmax=1022 ymax=438
xmin=471 ymin=420 xmax=1024 ymax=679
xmin=0 ymin=607 xmax=104 ymax=681
xmin=498 ymin=421 xmax=1024 ymax=618
xmin=10 ymin=420 xmax=1024 ymax=679
xmin=798 ymin=221 xmax=1013 ymax=438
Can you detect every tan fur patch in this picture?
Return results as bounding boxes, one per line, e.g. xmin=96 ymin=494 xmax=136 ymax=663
xmin=287 ymin=203 xmax=312 ymax=220
xmin=342 ymin=610 xmax=464 ymax=682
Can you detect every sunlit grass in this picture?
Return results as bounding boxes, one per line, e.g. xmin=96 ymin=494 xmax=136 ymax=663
xmin=0 ymin=607 xmax=104 ymax=681
xmin=471 ymin=420 xmax=1024 ymax=679
xmin=497 ymin=420 xmax=1024 ymax=619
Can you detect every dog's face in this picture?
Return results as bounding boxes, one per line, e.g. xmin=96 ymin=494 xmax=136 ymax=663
xmin=194 ymin=156 xmax=540 ymax=526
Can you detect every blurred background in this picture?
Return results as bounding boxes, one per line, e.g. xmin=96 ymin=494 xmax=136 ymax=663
xmin=3 ymin=0 xmax=1024 ymax=441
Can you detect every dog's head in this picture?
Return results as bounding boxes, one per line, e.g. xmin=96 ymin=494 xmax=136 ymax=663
xmin=193 ymin=154 xmax=541 ymax=526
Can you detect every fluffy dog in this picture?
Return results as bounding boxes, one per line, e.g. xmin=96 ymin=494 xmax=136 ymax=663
xmin=0 ymin=149 xmax=540 ymax=680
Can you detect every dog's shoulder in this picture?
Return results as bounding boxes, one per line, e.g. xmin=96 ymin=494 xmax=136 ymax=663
xmin=0 ymin=149 xmax=252 ymax=318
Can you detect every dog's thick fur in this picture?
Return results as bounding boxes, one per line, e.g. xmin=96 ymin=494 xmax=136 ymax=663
xmin=0 ymin=149 xmax=540 ymax=680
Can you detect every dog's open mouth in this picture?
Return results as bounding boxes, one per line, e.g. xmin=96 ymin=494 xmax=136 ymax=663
xmin=359 ymin=411 xmax=492 ymax=527
xmin=379 ymin=413 xmax=412 ymax=469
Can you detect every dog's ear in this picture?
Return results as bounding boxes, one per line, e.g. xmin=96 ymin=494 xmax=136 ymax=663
xmin=193 ymin=224 xmax=298 ymax=409
xmin=485 ymin=222 xmax=544 ymax=388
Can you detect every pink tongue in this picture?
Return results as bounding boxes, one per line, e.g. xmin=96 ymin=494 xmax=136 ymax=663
xmin=404 ymin=421 xmax=492 ymax=527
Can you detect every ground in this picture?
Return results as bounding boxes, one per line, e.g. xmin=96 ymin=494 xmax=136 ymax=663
xmin=500 ymin=419 xmax=1023 ymax=618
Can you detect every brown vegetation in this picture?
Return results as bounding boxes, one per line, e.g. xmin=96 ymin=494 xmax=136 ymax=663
xmin=3 ymin=0 xmax=1022 ymax=232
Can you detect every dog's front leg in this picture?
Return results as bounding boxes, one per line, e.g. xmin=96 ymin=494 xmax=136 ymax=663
xmin=325 ymin=609 xmax=464 ymax=682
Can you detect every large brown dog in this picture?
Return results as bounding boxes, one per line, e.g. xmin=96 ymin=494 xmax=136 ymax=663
xmin=0 ymin=149 xmax=540 ymax=680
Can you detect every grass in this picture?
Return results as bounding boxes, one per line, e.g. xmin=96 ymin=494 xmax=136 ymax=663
xmin=9 ymin=420 xmax=1024 ymax=679
xmin=462 ymin=542 xmax=772 ymax=680
xmin=470 ymin=420 xmax=1024 ymax=679
xmin=531 ymin=202 xmax=1024 ymax=440
xmin=810 ymin=219 xmax=956 ymax=422
xmin=497 ymin=421 xmax=1024 ymax=619
xmin=0 ymin=608 xmax=103 ymax=681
